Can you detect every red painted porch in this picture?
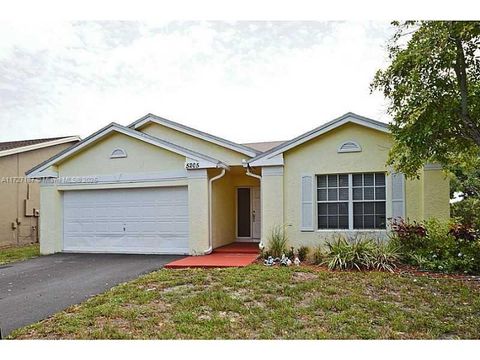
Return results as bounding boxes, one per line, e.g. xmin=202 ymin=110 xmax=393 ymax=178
xmin=164 ymin=242 xmax=260 ymax=268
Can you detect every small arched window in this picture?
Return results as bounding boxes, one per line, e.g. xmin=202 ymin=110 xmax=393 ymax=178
xmin=337 ymin=141 xmax=361 ymax=153
xmin=110 ymin=148 xmax=127 ymax=159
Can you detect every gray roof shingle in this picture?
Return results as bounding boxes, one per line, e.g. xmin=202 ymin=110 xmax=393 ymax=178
xmin=0 ymin=137 xmax=75 ymax=152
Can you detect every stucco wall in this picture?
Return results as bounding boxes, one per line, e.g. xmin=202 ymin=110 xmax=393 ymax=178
xmin=58 ymin=132 xmax=185 ymax=177
xmin=423 ymin=168 xmax=450 ymax=220
xmin=405 ymin=174 xmax=424 ymax=221
xmin=0 ymin=141 xmax=76 ymax=247
xmin=39 ymin=184 xmax=63 ymax=254
xmin=281 ymin=123 xmax=392 ymax=247
xmin=261 ymin=166 xmax=284 ymax=246
xmin=187 ymin=169 xmax=210 ymax=254
xmin=261 ymin=122 xmax=450 ymax=249
xmin=210 ymin=169 xmax=235 ymax=249
xmin=140 ymin=122 xmax=247 ymax=166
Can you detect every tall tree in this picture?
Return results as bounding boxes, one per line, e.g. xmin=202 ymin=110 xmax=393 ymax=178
xmin=371 ymin=21 xmax=480 ymax=178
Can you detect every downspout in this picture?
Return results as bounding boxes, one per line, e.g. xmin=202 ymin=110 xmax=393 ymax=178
xmin=244 ymin=162 xmax=264 ymax=249
xmin=206 ymin=165 xmax=227 ymax=255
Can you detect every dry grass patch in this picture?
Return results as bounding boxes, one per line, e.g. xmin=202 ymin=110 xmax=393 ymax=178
xmin=9 ymin=265 xmax=480 ymax=340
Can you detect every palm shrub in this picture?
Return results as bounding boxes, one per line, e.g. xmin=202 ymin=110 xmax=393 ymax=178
xmin=322 ymin=235 xmax=375 ymax=271
xmin=371 ymin=241 xmax=401 ymax=272
xmin=322 ymin=235 xmax=399 ymax=272
xmin=267 ymin=225 xmax=288 ymax=258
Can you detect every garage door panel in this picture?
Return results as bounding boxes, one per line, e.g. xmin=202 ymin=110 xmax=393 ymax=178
xmin=64 ymin=222 xmax=82 ymax=233
xmin=173 ymin=221 xmax=189 ymax=233
xmin=63 ymin=187 xmax=189 ymax=254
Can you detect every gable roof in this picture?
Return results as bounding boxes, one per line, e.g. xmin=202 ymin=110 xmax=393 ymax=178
xmin=129 ymin=113 xmax=260 ymax=158
xmin=242 ymin=140 xmax=287 ymax=152
xmin=26 ymin=123 xmax=228 ymax=177
xmin=248 ymin=112 xmax=390 ymax=166
xmin=0 ymin=136 xmax=80 ymax=158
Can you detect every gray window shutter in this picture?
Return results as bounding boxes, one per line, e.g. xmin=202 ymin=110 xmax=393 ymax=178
xmin=391 ymin=172 xmax=405 ymax=219
xmin=301 ymin=175 xmax=314 ymax=231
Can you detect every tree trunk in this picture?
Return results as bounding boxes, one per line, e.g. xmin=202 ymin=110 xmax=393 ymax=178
xmin=452 ymin=33 xmax=480 ymax=146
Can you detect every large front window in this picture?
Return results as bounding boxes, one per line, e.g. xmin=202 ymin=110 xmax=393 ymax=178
xmin=317 ymin=173 xmax=386 ymax=230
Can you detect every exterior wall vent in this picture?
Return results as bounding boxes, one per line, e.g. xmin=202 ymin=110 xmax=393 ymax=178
xmin=110 ymin=148 xmax=127 ymax=159
xmin=337 ymin=141 xmax=361 ymax=153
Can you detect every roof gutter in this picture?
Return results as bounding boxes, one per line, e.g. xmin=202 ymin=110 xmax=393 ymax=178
xmin=206 ymin=165 xmax=228 ymax=255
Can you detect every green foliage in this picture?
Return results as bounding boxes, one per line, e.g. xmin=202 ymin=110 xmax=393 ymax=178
xmin=371 ymin=21 xmax=480 ymax=177
xmin=390 ymin=218 xmax=429 ymax=252
xmin=267 ymin=225 xmax=288 ymax=258
xmin=371 ymin=241 xmax=402 ymax=272
xmin=390 ymin=218 xmax=480 ymax=274
xmin=321 ymin=236 xmax=399 ymax=272
xmin=449 ymin=159 xmax=480 ymax=199
xmin=451 ymin=197 xmax=480 ymax=228
xmin=323 ymin=236 xmax=374 ymax=271
xmin=297 ymin=246 xmax=310 ymax=262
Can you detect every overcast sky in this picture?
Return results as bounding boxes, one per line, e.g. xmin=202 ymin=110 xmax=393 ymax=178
xmin=0 ymin=21 xmax=394 ymax=143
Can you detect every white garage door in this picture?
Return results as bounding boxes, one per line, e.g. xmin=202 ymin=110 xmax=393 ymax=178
xmin=63 ymin=187 xmax=189 ymax=254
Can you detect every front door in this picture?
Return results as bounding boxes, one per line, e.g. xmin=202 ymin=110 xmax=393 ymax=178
xmin=236 ymin=187 xmax=261 ymax=240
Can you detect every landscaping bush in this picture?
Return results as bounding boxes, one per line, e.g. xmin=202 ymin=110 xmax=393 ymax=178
xmin=390 ymin=218 xmax=428 ymax=251
xmin=390 ymin=218 xmax=480 ymax=275
xmin=321 ymin=235 xmax=399 ymax=272
xmin=448 ymin=223 xmax=478 ymax=242
xmin=371 ymin=241 xmax=401 ymax=272
xmin=297 ymin=246 xmax=310 ymax=262
xmin=267 ymin=225 xmax=288 ymax=258
xmin=451 ymin=197 xmax=480 ymax=229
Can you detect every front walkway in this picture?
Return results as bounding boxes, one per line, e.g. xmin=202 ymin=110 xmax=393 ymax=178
xmin=164 ymin=242 xmax=259 ymax=268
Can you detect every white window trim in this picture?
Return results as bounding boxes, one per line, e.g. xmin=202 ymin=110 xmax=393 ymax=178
xmin=316 ymin=172 xmax=387 ymax=231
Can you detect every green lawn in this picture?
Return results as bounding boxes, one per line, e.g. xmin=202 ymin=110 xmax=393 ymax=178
xmin=0 ymin=244 xmax=39 ymax=265
xmin=9 ymin=265 xmax=480 ymax=339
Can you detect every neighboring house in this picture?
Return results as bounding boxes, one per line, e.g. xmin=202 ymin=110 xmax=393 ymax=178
xmin=0 ymin=136 xmax=80 ymax=248
xmin=26 ymin=113 xmax=450 ymax=255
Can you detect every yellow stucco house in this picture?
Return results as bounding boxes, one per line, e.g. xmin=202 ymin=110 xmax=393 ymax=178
xmin=26 ymin=113 xmax=450 ymax=255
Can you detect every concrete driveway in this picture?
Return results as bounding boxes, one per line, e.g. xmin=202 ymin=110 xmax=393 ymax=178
xmin=0 ymin=253 xmax=182 ymax=337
